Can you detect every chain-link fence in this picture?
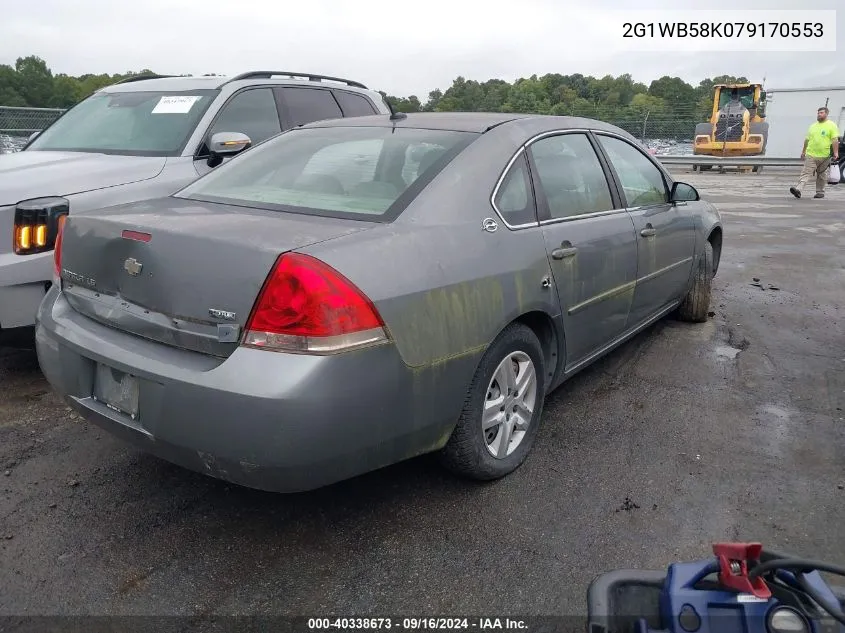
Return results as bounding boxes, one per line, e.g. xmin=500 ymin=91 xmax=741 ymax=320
xmin=1 ymin=104 xmax=705 ymax=155
xmin=548 ymin=105 xmax=705 ymax=155
xmin=0 ymin=106 xmax=65 ymax=153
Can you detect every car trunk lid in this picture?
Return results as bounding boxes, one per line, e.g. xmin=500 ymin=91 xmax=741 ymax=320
xmin=59 ymin=197 xmax=374 ymax=357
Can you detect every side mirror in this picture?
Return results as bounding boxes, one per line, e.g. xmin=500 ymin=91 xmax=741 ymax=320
xmin=670 ymin=181 xmax=700 ymax=203
xmin=208 ymin=131 xmax=251 ymax=156
xmin=206 ymin=132 xmax=251 ymax=168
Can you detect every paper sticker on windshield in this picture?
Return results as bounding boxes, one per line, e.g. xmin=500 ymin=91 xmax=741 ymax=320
xmin=152 ymin=96 xmax=201 ymax=114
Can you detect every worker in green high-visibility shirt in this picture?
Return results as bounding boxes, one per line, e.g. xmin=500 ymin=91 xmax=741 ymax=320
xmin=790 ymin=106 xmax=840 ymax=199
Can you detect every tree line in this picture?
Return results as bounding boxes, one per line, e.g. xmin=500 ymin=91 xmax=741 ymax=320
xmin=2 ymin=54 xmax=749 ymax=123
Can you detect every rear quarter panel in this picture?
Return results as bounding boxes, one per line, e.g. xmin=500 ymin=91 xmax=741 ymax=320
xmin=304 ymin=129 xmax=561 ymax=439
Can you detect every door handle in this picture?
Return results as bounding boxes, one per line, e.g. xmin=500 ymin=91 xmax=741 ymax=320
xmin=551 ymin=246 xmax=578 ymax=260
xmin=640 ymin=226 xmax=656 ymax=237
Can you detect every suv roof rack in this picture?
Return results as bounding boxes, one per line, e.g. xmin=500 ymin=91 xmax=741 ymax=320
xmin=113 ymin=74 xmax=179 ymax=85
xmin=225 ymin=71 xmax=367 ymax=90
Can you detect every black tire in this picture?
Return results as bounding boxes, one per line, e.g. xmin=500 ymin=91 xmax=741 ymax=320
xmin=676 ymin=240 xmax=713 ymax=323
xmin=439 ymin=323 xmax=546 ymax=481
xmin=694 ymin=122 xmax=713 ymax=140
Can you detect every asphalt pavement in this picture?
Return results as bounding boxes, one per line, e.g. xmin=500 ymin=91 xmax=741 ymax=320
xmin=1 ymin=168 xmax=843 ymax=624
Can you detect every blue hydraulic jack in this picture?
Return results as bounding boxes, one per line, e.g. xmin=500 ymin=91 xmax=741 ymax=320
xmin=587 ymin=542 xmax=845 ymax=633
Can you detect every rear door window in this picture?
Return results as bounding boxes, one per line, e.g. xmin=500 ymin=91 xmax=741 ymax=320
xmin=528 ymin=133 xmax=615 ymax=219
xmin=333 ymin=90 xmax=377 ymax=117
xmin=278 ymin=88 xmax=344 ymax=127
xmin=493 ymin=153 xmax=537 ymax=226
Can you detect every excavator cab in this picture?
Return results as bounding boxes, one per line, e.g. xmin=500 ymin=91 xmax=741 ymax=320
xmin=693 ymin=83 xmax=769 ymax=170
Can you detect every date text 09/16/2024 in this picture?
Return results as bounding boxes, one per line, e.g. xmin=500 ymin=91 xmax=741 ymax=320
xmin=307 ymin=618 xmax=529 ymax=630
xmin=622 ymin=21 xmax=823 ymax=38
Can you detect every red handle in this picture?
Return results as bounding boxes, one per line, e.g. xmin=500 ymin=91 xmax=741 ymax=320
xmin=712 ymin=542 xmax=772 ymax=599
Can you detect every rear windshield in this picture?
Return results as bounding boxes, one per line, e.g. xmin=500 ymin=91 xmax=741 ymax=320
xmin=27 ymin=90 xmax=218 ymax=156
xmin=177 ymin=126 xmax=478 ymax=222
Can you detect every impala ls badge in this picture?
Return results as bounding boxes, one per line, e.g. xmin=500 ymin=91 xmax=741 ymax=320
xmin=123 ymin=257 xmax=143 ymax=276
xmin=482 ymin=217 xmax=498 ymax=233
xmin=62 ymin=269 xmax=96 ymax=289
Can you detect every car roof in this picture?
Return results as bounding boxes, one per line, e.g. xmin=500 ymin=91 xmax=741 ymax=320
xmin=301 ymin=112 xmax=631 ymax=136
xmin=299 ymin=112 xmax=530 ymax=133
xmin=97 ymin=73 xmax=378 ymax=96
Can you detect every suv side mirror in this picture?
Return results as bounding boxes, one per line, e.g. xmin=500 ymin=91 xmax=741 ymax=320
xmin=207 ymin=132 xmax=251 ymax=163
xmin=670 ymin=181 xmax=700 ymax=203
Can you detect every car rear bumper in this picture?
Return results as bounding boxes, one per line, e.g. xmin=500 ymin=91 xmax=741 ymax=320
xmin=0 ymin=250 xmax=52 ymax=329
xmin=36 ymin=286 xmax=453 ymax=492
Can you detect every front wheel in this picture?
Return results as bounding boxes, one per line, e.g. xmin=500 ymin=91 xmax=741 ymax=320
xmin=676 ymin=241 xmax=714 ymax=323
xmin=439 ymin=323 xmax=546 ymax=481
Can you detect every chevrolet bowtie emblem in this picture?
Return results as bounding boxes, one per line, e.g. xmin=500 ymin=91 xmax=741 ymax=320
xmin=124 ymin=257 xmax=143 ymax=276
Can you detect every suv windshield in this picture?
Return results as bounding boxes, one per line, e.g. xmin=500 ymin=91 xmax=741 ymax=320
xmin=177 ymin=126 xmax=478 ymax=221
xmin=27 ymin=90 xmax=218 ymax=156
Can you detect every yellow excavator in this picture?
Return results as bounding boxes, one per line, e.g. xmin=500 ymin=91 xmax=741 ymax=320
xmin=693 ymin=83 xmax=768 ymax=172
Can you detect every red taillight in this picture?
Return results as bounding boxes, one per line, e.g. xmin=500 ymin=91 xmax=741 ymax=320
xmin=53 ymin=215 xmax=67 ymax=279
xmin=243 ymin=253 xmax=387 ymax=354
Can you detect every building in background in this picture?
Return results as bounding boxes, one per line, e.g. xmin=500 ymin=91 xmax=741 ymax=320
xmin=763 ymin=86 xmax=845 ymax=158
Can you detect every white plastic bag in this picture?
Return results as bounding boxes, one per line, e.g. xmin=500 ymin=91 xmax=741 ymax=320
xmin=830 ymin=163 xmax=841 ymax=185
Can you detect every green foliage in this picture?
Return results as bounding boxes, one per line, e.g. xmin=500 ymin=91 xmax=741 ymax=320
xmin=0 ymin=56 xmax=197 ymax=110
xmin=1 ymin=54 xmax=754 ymax=130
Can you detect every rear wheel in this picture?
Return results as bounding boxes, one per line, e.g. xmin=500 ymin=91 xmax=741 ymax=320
xmin=676 ymin=241 xmax=714 ymax=323
xmin=439 ymin=323 xmax=545 ymax=481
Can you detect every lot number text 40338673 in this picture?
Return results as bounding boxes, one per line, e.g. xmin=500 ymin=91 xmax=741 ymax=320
xmin=307 ymin=617 xmax=529 ymax=630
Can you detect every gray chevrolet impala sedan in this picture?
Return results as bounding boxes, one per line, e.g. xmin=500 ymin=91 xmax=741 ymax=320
xmin=35 ymin=112 xmax=722 ymax=492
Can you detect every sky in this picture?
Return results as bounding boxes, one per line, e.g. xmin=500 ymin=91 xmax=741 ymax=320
xmin=1 ymin=0 xmax=841 ymax=99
